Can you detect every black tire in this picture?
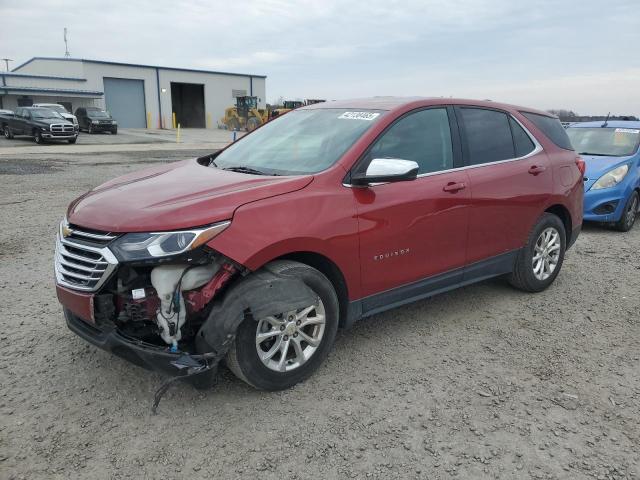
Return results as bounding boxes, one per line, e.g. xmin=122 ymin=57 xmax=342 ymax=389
xmin=68 ymin=137 xmax=77 ymax=144
xmin=614 ymin=191 xmax=639 ymax=232
xmin=88 ymin=123 xmax=93 ymax=134
xmin=226 ymin=260 xmax=339 ymax=390
xmin=508 ymin=213 xmax=566 ymax=293
xmin=111 ymin=128 xmax=118 ymax=135
xmin=34 ymin=130 xmax=43 ymax=144
xmin=3 ymin=125 xmax=13 ymax=139
xmin=246 ymin=117 xmax=260 ymax=132
xmin=229 ymin=118 xmax=240 ymax=131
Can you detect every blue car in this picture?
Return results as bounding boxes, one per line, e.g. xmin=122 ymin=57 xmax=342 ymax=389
xmin=566 ymin=121 xmax=640 ymax=231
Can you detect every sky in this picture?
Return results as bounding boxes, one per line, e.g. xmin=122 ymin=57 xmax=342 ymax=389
xmin=1 ymin=0 xmax=638 ymax=115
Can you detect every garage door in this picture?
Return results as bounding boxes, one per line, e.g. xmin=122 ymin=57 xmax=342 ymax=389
xmin=103 ymin=77 xmax=146 ymax=128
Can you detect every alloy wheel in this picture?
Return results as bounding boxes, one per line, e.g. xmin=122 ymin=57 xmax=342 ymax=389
xmin=532 ymin=227 xmax=561 ymax=281
xmin=625 ymin=194 xmax=638 ymax=228
xmin=255 ymin=299 xmax=326 ymax=372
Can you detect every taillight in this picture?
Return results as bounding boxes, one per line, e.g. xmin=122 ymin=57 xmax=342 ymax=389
xmin=575 ymin=156 xmax=586 ymax=176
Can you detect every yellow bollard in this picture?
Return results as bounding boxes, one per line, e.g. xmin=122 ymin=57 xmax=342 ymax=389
xmin=147 ymin=112 xmax=152 ymax=129
xmin=176 ymin=123 xmax=181 ymax=143
xmin=172 ymin=112 xmax=177 ymax=129
xmin=206 ymin=113 xmax=211 ymax=129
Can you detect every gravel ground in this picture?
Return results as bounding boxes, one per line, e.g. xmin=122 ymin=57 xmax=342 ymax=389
xmin=1 ymin=150 xmax=639 ymax=480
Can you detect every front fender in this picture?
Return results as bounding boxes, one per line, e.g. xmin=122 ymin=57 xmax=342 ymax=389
xmin=195 ymin=267 xmax=317 ymax=355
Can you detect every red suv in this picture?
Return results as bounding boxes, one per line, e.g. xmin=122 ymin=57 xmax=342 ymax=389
xmin=56 ymin=97 xmax=583 ymax=390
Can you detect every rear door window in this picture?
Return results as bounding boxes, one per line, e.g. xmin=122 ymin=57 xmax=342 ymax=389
xmin=458 ymin=108 xmax=515 ymax=165
xmin=521 ymin=112 xmax=573 ymax=150
xmin=367 ymin=108 xmax=454 ymax=174
xmin=509 ymin=117 xmax=536 ymax=157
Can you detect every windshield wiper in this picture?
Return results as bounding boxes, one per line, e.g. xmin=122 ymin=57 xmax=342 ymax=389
xmin=578 ymin=152 xmax=610 ymax=156
xmin=222 ymin=166 xmax=278 ymax=176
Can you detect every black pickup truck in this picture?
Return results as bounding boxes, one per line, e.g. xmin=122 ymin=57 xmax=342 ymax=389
xmin=1 ymin=107 xmax=79 ymax=144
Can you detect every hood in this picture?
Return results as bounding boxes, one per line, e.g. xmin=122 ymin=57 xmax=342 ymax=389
xmin=583 ymin=154 xmax=635 ymax=189
xmin=34 ymin=118 xmax=73 ymax=127
xmin=67 ymin=158 xmax=313 ymax=232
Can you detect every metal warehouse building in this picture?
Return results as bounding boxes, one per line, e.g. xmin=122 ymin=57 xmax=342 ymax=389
xmin=0 ymin=57 xmax=266 ymax=128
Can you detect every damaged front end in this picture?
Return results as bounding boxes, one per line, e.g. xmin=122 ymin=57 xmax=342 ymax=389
xmin=55 ymin=219 xmax=241 ymax=387
xmin=55 ymin=219 xmax=320 ymax=407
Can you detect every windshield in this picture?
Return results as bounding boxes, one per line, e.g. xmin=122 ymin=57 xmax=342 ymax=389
xmin=87 ymin=110 xmax=111 ymax=118
xmin=566 ymin=127 xmax=640 ymax=157
xmin=213 ymin=109 xmax=384 ymax=175
xmin=30 ymin=108 xmax=64 ymax=119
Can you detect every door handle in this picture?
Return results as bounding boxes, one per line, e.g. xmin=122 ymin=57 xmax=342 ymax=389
xmin=443 ymin=182 xmax=466 ymax=193
xmin=528 ymin=165 xmax=547 ymax=175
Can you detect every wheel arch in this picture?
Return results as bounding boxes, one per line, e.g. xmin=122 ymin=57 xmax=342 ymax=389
xmin=544 ymin=204 xmax=572 ymax=244
xmin=270 ymin=251 xmax=350 ymax=328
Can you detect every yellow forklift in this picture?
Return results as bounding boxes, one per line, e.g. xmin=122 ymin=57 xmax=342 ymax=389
xmin=220 ymin=96 xmax=268 ymax=131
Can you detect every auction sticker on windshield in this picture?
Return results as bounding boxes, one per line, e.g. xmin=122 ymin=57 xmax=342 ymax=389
xmin=614 ymin=128 xmax=640 ymax=146
xmin=338 ymin=112 xmax=380 ymax=121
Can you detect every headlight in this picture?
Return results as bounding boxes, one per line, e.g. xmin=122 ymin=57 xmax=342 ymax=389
xmin=111 ymin=120 xmax=117 ymax=125
xmin=110 ymin=221 xmax=230 ymax=261
xmin=591 ymin=164 xmax=629 ymax=190
xmin=92 ymin=120 xmax=99 ymax=124
xmin=73 ymin=118 xmax=78 ymax=125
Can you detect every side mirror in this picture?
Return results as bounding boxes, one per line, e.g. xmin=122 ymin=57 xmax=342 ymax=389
xmin=351 ymin=158 xmax=419 ymax=185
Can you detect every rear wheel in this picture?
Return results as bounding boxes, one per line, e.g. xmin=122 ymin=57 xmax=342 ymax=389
xmin=614 ymin=191 xmax=639 ymax=232
xmin=226 ymin=260 xmax=339 ymax=390
xmin=3 ymin=125 xmax=13 ymax=139
xmin=508 ymin=213 xmax=566 ymax=292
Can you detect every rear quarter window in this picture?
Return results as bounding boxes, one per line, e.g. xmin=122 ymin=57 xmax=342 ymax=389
xmin=509 ymin=117 xmax=536 ymax=157
xmin=521 ymin=112 xmax=573 ymax=150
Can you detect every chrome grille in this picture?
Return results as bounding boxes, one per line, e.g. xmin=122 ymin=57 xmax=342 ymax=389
xmin=50 ymin=124 xmax=75 ymax=133
xmin=65 ymin=224 xmax=117 ymax=246
xmin=55 ymin=223 xmax=118 ymax=292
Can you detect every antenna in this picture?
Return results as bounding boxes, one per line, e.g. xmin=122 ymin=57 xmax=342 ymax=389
xmin=64 ymin=28 xmax=70 ymax=58
xmin=602 ymin=112 xmax=610 ymax=128
xmin=1 ymin=58 xmax=13 ymax=71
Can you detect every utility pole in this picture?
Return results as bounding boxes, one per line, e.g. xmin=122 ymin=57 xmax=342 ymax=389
xmin=64 ymin=28 xmax=70 ymax=58
xmin=1 ymin=58 xmax=12 ymax=71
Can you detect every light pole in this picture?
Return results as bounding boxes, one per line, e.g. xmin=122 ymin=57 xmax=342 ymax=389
xmin=1 ymin=58 xmax=13 ymax=72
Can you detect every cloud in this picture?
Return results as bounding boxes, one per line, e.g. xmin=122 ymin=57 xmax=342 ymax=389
xmin=1 ymin=0 xmax=638 ymax=114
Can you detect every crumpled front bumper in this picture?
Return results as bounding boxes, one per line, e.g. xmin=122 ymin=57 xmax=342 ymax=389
xmin=64 ymin=308 xmax=217 ymax=377
xmin=59 ymin=264 xmax=318 ymax=381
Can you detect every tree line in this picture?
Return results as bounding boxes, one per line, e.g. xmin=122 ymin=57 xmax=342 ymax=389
xmin=547 ymin=109 xmax=638 ymax=123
